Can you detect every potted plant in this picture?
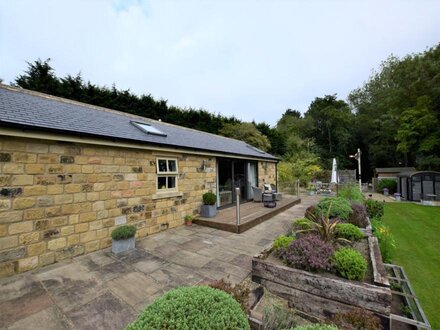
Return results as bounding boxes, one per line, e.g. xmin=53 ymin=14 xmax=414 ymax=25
xmin=111 ymin=225 xmax=137 ymax=254
xmin=307 ymin=183 xmax=315 ymax=196
xmin=200 ymin=192 xmax=217 ymax=218
xmin=184 ymin=214 xmax=194 ymax=226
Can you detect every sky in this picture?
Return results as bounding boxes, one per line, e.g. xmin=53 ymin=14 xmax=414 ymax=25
xmin=1 ymin=0 xmax=439 ymax=126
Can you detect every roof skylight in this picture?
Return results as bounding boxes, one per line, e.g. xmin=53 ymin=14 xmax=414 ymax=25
xmin=131 ymin=121 xmax=167 ymax=137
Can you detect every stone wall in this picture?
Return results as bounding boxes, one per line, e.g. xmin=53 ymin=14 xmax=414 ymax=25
xmin=258 ymin=161 xmax=277 ymax=187
xmin=0 ymin=136 xmax=217 ymax=277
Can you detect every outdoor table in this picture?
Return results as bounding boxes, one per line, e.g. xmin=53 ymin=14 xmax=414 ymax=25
xmin=425 ymin=194 xmax=437 ymax=201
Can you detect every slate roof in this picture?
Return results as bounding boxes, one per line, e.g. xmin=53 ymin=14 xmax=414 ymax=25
xmin=397 ymin=170 xmax=440 ymax=178
xmin=0 ymin=85 xmax=277 ymax=160
xmin=375 ymin=167 xmax=416 ymax=174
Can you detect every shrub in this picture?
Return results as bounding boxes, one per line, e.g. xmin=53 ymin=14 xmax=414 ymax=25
xmin=202 ymin=192 xmax=217 ymax=205
xmin=280 ymin=235 xmax=334 ymax=272
xmin=365 ymin=199 xmax=384 ymax=219
xmin=377 ymin=178 xmax=397 ymax=194
xmin=111 ymin=225 xmax=136 ymax=240
xmin=292 ymin=325 xmax=340 ymax=330
xmin=335 ymin=224 xmax=364 ymax=241
xmin=370 ymin=217 xmax=382 ymax=231
xmin=338 ymin=184 xmax=364 ymax=203
xmin=305 ymin=205 xmax=317 ymax=220
xmin=208 ymin=278 xmax=250 ymax=313
xmin=293 ymin=218 xmax=315 ymax=231
xmin=332 ymin=248 xmax=367 ymax=281
xmin=263 ymin=303 xmax=297 ymax=330
xmin=184 ymin=214 xmax=194 ymax=222
xmin=300 ymin=215 xmax=344 ymax=243
xmin=332 ymin=307 xmax=381 ymax=330
xmin=348 ymin=202 xmax=368 ymax=228
xmin=274 ymin=235 xmax=295 ymax=252
xmin=372 ymin=222 xmax=396 ymax=263
xmin=126 ymin=286 xmax=250 ymax=330
xmin=316 ymin=197 xmax=352 ymax=221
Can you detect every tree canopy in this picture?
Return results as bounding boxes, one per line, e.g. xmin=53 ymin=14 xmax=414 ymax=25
xmin=348 ymin=44 xmax=440 ymax=171
xmin=10 ymin=43 xmax=440 ymax=181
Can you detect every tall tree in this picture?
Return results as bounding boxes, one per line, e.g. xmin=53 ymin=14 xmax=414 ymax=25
xmin=15 ymin=58 xmax=60 ymax=94
xmin=349 ymin=43 xmax=440 ymax=171
xmin=303 ymin=95 xmax=354 ymax=168
xmin=254 ymin=122 xmax=285 ymax=156
xmin=219 ymin=122 xmax=271 ymax=152
xmin=12 ymin=59 xmax=249 ymax=138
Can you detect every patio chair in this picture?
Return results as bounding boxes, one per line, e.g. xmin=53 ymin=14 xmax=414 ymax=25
xmin=251 ymin=186 xmax=263 ymax=202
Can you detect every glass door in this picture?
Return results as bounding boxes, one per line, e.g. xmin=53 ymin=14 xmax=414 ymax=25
xmin=217 ymin=158 xmax=253 ymax=207
xmin=247 ymin=161 xmax=258 ymax=200
xmin=233 ymin=161 xmax=246 ymax=203
xmin=412 ymin=177 xmax=422 ymax=201
xmin=217 ymin=159 xmax=233 ymax=207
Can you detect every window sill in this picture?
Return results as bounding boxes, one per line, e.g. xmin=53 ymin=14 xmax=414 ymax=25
xmin=152 ymin=191 xmax=183 ymax=200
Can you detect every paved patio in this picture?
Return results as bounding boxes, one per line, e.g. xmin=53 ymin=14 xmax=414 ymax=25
xmin=0 ymin=195 xmax=318 ymax=330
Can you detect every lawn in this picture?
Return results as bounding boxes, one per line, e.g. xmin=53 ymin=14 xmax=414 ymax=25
xmin=383 ymin=203 xmax=440 ymax=329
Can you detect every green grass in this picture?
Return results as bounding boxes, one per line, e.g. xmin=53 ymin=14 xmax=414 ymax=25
xmin=383 ymin=203 xmax=440 ymax=329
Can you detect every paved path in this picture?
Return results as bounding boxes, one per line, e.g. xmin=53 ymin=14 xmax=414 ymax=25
xmin=364 ymin=192 xmax=395 ymax=203
xmin=0 ymin=195 xmax=318 ymax=330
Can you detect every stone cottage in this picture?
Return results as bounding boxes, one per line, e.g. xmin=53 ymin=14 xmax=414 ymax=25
xmin=0 ymin=85 xmax=278 ymax=277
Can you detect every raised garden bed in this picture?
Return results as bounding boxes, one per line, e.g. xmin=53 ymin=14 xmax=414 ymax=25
xmin=252 ymin=231 xmax=392 ymax=327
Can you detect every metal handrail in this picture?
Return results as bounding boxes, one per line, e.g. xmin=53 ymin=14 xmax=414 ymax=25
xmin=385 ymin=263 xmax=431 ymax=330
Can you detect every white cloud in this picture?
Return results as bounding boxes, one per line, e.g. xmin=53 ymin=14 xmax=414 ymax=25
xmin=1 ymin=0 xmax=439 ymax=125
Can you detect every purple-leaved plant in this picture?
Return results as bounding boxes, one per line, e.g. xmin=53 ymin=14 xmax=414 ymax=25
xmin=279 ymin=234 xmax=334 ymax=272
xmin=349 ymin=202 xmax=368 ymax=228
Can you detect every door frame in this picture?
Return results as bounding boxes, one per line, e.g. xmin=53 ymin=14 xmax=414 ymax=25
xmin=216 ymin=158 xmax=258 ymax=208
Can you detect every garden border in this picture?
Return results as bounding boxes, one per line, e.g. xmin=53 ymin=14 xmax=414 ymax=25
xmin=252 ymin=235 xmax=392 ymax=326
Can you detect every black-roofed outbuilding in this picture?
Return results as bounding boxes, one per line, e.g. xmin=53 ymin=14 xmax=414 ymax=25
xmin=397 ymin=171 xmax=440 ymax=201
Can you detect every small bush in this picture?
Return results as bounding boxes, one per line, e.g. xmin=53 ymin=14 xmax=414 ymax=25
xmin=348 ymin=202 xmax=368 ymax=228
xmin=280 ymin=235 xmax=334 ymax=272
xmin=293 ymin=218 xmax=315 ymax=231
xmin=338 ymin=184 xmax=364 ymax=203
xmin=335 ymin=223 xmax=364 ymax=241
xmin=202 ymin=192 xmax=217 ymax=205
xmin=332 ymin=248 xmax=367 ymax=281
xmin=372 ymin=222 xmax=396 ymax=263
xmin=274 ymin=235 xmax=295 ymax=252
xmin=292 ymin=325 xmax=340 ymax=330
xmin=377 ymin=178 xmax=397 ymax=194
xmin=365 ymin=199 xmax=384 ymax=219
xmin=208 ymin=278 xmax=250 ymax=313
xmin=184 ymin=214 xmax=194 ymax=222
xmin=304 ymin=205 xmax=317 ymax=220
xmin=316 ymin=197 xmax=352 ymax=221
xmin=111 ymin=225 xmax=136 ymax=240
xmin=370 ymin=217 xmax=382 ymax=231
xmin=263 ymin=303 xmax=297 ymax=330
xmin=126 ymin=286 xmax=250 ymax=330
xmin=332 ymin=307 xmax=381 ymax=330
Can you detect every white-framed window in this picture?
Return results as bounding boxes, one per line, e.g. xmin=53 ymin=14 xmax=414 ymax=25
xmin=156 ymin=158 xmax=178 ymax=191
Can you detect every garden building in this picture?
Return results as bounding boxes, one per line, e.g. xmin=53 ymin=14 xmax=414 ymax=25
xmin=397 ymin=171 xmax=440 ymax=201
xmin=374 ymin=167 xmax=416 ymax=180
xmin=0 ymin=85 xmax=278 ymax=277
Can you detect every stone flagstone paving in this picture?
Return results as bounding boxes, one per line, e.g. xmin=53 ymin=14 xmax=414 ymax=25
xmin=0 ymin=195 xmax=318 ymax=329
